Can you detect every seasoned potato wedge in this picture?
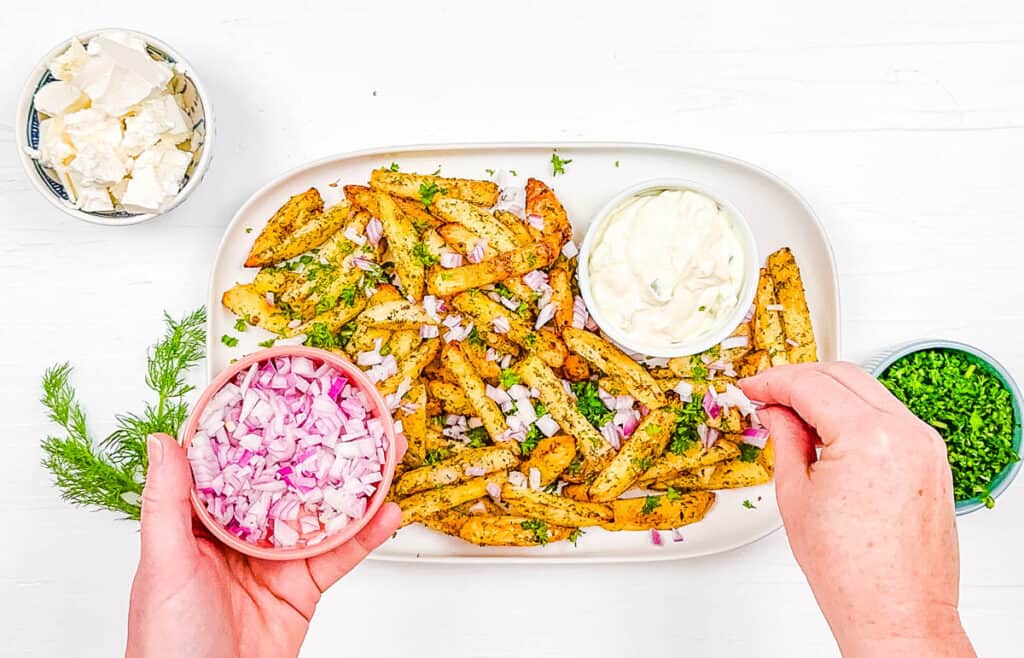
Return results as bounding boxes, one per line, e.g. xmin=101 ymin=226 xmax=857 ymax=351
xmin=438 ymin=223 xmax=496 ymax=258
xmin=379 ymin=339 xmax=440 ymax=396
xmin=548 ymin=265 xmax=574 ymax=333
xmin=752 ymin=268 xmax=788 ymax=367
xmin=369 ymin=169 xmax=500 ymax=207
xmin=452 ymin=291 xmax=565 ymax=368
xmin=376 ymin=191 xmax=425 ymax=301
xmin=251 ymin=267 xmax=303 ymax=297
xmin=736 ymin=350 xmax=771 ymax=378
xmin=525 ymin=178 xmax=572 ymax=256
xmin=245 ymin=188 xmax=323 ymax=267
xmin=637 ymin=439 xmax=741 ymax=485
xmin=248 ymin=201 xmax=352 ymax=267
xmin=401 ymin=383 xmax=429 ymax=467
xmin=426 ymin=243 xmax=552 ymax=297
xmin=395 ymin=446 xmax=518 ymax=496
xmin=222 ymin=284 xmax=293 ymax=335
xmin=399 ymin=477 xmax=498 ymax=527
xmin=562 ymin=354 xmax=590 ymax=381
xmin=357 ymin=299 xmax=439 ymax=329
xmin=344 ymin=184 xmax=439 ymax=230
xmin=432 ymin=198 xmax=519 ymax=251
xmin=428 ymin=380 xmax=475 ymax=416
xmin=386 ymin=329 xmax=422 ymax=361
xmin=562 ymin=328 xmax=666 ymax=409
xmin=459 ymin=515 xmax=574 ymax=546
xmin=501 ymin=485 xmax=612 ymax=526
xmin=520 ymin=434 xmax=576 ymax=486
xmin=492 ymin=209 xmax=534 ymax=247
xmin=290 ymin=296 xmax=367 ymax=338
xmin=516 ymin=356 xmax=614 ymax=475
xmin=767 ymin=247 xmax=817 ymax=363
xmin=603 ymin=491 xmax=716 ymax=531
xmin=588 ymin=409 xmax=674 ymax=502
xmin=442 ymin=343 xmax=509 ymax=443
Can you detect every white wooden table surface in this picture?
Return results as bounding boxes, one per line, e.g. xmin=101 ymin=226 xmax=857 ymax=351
xmin=2 ymin=1 xmax=1021 ymax=656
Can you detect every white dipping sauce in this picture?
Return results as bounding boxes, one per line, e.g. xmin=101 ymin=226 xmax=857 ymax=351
xmin=587 ymin=189 xmax=745 ymax=347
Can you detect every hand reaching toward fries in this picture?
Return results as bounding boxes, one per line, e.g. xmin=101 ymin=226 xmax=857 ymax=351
xmin=125 ymin=434 xmax=402 ymax=658
xmin=740 ymin=363 xmax=977 ymax=658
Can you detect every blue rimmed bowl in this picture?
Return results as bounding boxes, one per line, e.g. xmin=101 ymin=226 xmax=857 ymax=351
xmin=866 ymin=339 xmax=1023 ymax=515
xmin=15 ymin=28 xmax=214 ymax=226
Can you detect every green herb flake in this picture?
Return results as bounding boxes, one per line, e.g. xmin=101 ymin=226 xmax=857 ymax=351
xmin=245 ymin=227 xmax=253 ymax=234
xmin=220 ymin=334 xmax=239 ymax=347
xmin=303 ymin=322 xmax=338 ymax=350
xmin=879 ymin=348 xmax=1020 ymax=505
xmin=614 ymin=160 xmax=620 ymax=168
xmin=389 ymin=162 xmax=400 ymax=171
xmin=520 ymin=518 xmax=550 ymax=545
xmin=738 ymin=444 xmax=761 ymax=463
xmin=641 ymin=495 xmax=661 ymax=514
xmin=233 ymin=318 xmax=248 ymax=332
xmin=485 ymin=168 xmax=495 ymax=176
xmin=666 ymin=486 xmax=681 ymax=502
xmin=668 ymin=396 xmax=705 ymax=454
xmin=742 ymin=499 xmax=757 ymax=509
xmin=424 ymin=448 xmax=450 ymax=465
xmin=418 ymin=181 xmax=446 ymax=207
xmin=257 ymin=338 xmax=276 ymax=348
xmin=466 ymin=326 xmax=486 ymax=348
xmin=466 ymin=426 xmax=490 ymax=448
xmin=569 ymin=381 xmax=615 ymax=430
xmin=412 ymin=242 xmax=440 ymax=267
xmin=550 ymin=151 xmax=572 ymax=176
xmin=500 ymin=368 xmax=520 ymax=389
xmin=509 ymin=169 xmax=518 ymax=176
xmin=569 ymin=528 xmax=584 ymax=546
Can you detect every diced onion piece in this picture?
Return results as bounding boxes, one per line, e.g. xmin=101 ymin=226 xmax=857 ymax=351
xmin=535 ymin=414 xmax=560 ymax=437
xmin=534 ymin=303 xmax=556 ymax=330
xmin=673 ymin=380 xmax=693 ymax=402
xmin=741 ymin=426 xmax=770 ymax=448
xmin=561 ymin=241 xmax=579 ymax=258
xmin=492 ymin=316 xmax=511 ymax=334
xmin=720 ymin=335 xmax=749 ymax=350
xmin=467 ymin=239 xmax=487 ymax=264
xmin=440 ymin=252 xmax=463 ymax=268
xmin=650 ymin=529 xmax=663 ymax=546
xmin=365 ymin=218 xmax=384 ymax=245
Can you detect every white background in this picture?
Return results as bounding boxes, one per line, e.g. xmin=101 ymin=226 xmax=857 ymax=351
xmin=2 ymin=1 xmax=1021 ymax=656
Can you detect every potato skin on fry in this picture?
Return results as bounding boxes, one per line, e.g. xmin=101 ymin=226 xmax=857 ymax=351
xmin=442 ymin=343 xmax=509 ymax=443
xmin=376 ymin=191 xmax=425 ymax=301
xmin=459 ymin=516 xmax=574 ymax=546
xmin=637 ymin=439 xmax=740 ymax=486
xmin=562 ymin=327 xmax=666 ymax=409
xmin=245 ymin=188 xmax=323 ymax=267
xmin=395 ymin=446 xmax=518 ymax=496
xmin=752 ymin=268 xmax=788 ymax=367
xmin=525 ymin=178 xmax=573 ymax=257
xmin=370 ymin=169 xmax=500 ymax=207
xmin=433 ymin=198 xmax=519 ymax=251
xmin=222 ymin=284 xmax=292 ymax=335
xmin=766 ymin=247 xmax=817 ymax=364
xmin=399 ymin=477 xmax=498 ymax=526
xmin=562 ymin=354 xmax=590 ymax=381
xmin=426 ymin=243 xmax=552 ymax=297
xmin=588 ymin=409 xmax=674 ymax=502
xmin=501 ymin=484 xmax=612 ymax=526
xmin=604 ymin=491 xmax=716 ymax=531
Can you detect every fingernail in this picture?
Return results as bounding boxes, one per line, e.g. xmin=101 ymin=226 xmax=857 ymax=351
xmin=147 ymin=435 xmax=164 ymax=466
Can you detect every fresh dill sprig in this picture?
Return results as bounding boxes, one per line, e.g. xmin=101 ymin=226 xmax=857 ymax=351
xmin=39 ymin=307 xmax=206 ymax=519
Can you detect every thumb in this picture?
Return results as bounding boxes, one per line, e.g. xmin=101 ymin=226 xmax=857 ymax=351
xmin=757 ymin=406 xmax=817 ymax=513
xmin=139 ymin=433 xmax=197 ymax=569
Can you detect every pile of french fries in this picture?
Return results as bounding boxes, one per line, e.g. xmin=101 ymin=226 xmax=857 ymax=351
xmin=222 ymin=167 xmax=817 ymax=547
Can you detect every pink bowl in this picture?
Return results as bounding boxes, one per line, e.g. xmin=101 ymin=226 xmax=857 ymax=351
xmin=179 ymin=345 xmax=398 ymax=560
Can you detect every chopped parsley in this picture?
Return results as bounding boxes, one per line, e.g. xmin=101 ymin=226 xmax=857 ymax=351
xmin=304 ymin=322 xmax=339 ymax=349
xmin=633 ymin=456 xmax=654 ymax=472
xmin=424 ymin=448 xmax=450 ymax=465
xmin=485 ymin=168 xmax=495 ymax=176
xmin=257 ymin=338 xmax=276 ymax=348
xmin=569 ymin=381 xmax=614 ymax=429
xmin=879 ymin=348 xmax=1020 ymax=506
xmin=614 ymin=160 xmax=620 ymax=168
xmin=550 ymin=151 xmax=572 ymax=176
xmin=500 ymin=368 xmax=520 ymax=389
xmin=523 ymin=332 xmax=537 ymax=349
xmin=738 ymin=444 xmax=761 ymax=463
xmin=520 ymin=402 xmax=548 ymax=456
xmin=520 ymin=518 xmax=549 ymax=545
xmin=389 ymin=162 xmax=400 ymax=171
xmin=418 ymin=181 xmax=446 ymax=207
xmin=742 ymin=499 xmax=757 ymax=509
xmin=668 ymin=396 xmax=705 ymax=454
xmin=569 ymin=528 xmax=584 ymax=546
xmin=645 ymin=423 xmax=662 ymax=436
xmin=233 ymin=318 xmax=248 ymax=332
xmin=698 ymin=305 xmax=706 ymax=312
xmin=566 ymin=454 xmax=583 ymax=476
xmin=412 ymin=242 xmax=439 ymax=267
xmin=466 ymin=326 xmax=486 ymax=348
xmin=337 ymin=320 xmax=358 ymax=348
xmin=339 ymin=285 xmax=359 ymax=308
xmin=466 ymin=426 xmax=490 ymax=448
xmin=220 ymin=334 xmax=238 ymax=347
xmin=314 ymin=293 xmax=339 ymax=316
xmin=431 ymin=166 xmax=442 ymax=175
xmin=641 ymin=495 xmax=661 ymax=514
xmin=245 ymin=227 xmax=253 ymax=234
xmin=509 ymin=169 xmax=518 ymax=176
xmin=665 ymin=486 xmax=682 ymax=502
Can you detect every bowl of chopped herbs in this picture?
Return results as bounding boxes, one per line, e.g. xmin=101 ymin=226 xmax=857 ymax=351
xmin=869 ymin=340 xmax=1022 ymax=514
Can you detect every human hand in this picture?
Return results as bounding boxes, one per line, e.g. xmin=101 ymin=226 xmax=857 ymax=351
xmin=740 ymin=362 xmax=975 ymax=658
xmin=125 ymin=433 xmax=402 ymax=658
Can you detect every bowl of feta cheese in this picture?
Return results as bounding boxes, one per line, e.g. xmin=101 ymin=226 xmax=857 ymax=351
xmin=16 ymin=29 xmax=213 ymax=225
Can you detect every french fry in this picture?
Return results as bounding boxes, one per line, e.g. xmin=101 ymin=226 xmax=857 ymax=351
xmin=587 ymin=409 xmax=674 ymax=502
xmin=401 ymin=383 xmax=428 ymax=467
xmin=442 ymin=343 xmax=509 ymax=443
xmin=637 ymin=439 xmax=741 ymax=486
xmin=492 ymin=210 xmax=534 ymax=246
xmin=376 ymin=191 xmax=425 ymax=301
xmin=399 ymin=477 xmax=497 ymax=527
xmin=603 ymin=491 xmax=715 ymax=531
xmin=379 ymin=339 xmax=439 ymax=396
xmin=752 ymin=268 xmax=788 ymax=367
xmin=370 ymin=169 xmax=500 ymax=207
xmin=222 ymin=284 xmax=293 ymax=335
xmin=247 ymin=201 xmax=352 ymax=267
xmin=520 ymin=434 xmax=576 ymax=486
xmin=452 ymin=291 xmax=566 ymax=368
xmin=459 ymin=516 xmax=574 ymax=547
xmin=501 ymin=485 xmax=612 ymax=526
xmin=245 ymin=188 xmax=323 ymax=267
xmin=289 ymin=295 xmax=367 ymax=337
xmin=251 ymin=267 xmax=303 ymax=297
xmin=438 ymin=223 xmax=497 ymax=258
xmin=548 ymin=265 xmax=574 ymax=333
xmin=386 ymin=329 xmax=422 ymax=361
xmin=562 ymin=354 xmax=590 ymax=381
xmin=432 ymin=198 xmax=519 ymax=251
xmin=356 ymin=299 xmax=439 ymax=329
xmin=562 ymin=327 xmax=666 ymax=409
xmin=462 ymin=336 xmax=501 ymax=382
xmin=766 ymin=247 xmax=817 ymax=363
xmin=515 ymin=355 xmax=614 ymax=475
xmin=426 ymin=243 xmax=552 ymax=297
xmin=428 ymin=380 xmax=476 ymax=416
xmin=395 ymin=446 xmax=518 ymax=496
xmin=525 ymin=178 xmax=572 ymax=257
xmin=736 ymin=350 xmax=771 ymax=378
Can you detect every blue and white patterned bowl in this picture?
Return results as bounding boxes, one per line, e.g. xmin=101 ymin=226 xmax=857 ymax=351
xmin=15 ymin=29 xmax=214 ymax=226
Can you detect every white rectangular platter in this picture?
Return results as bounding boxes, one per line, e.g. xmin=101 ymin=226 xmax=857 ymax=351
xmin=208 ymin=142 xmax=840 ymax=563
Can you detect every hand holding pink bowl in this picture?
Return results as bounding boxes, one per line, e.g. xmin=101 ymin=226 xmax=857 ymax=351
xmin=180 ymin=346 xmax=398 ymax=560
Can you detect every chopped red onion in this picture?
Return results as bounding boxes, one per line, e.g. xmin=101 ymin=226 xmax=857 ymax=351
xmin=440 ymin=252 xmax=463 ymax=269
xmin=600 ymin=421 xmax=621 ymax=450
xmin=534 ymin=303 xmax=556 ymax=330
xmin=741 ymin=426 xmax=770 ymax=448
xmin=498 ymin=295 xmax=521 ymax=312
xmin=528 ymin=467 xmax=541 ymax=490
xmin=467 ymin=239 xmax=488 ymax=264
xmin=526 ymin=213 xmax=544 ymax=230
xmin=486 ymin=481 xmax=502 ymax=500
xmin=365 ymin=217 xmax=384 ymax=246
xmin=571 ymin=295 xmax=588 ymax=329
xmin=352 ymin=255 xmax=377 ymax=272
xmin=743 ymin=304 xmax=755 ymax=322
xmin=265 ymin=292 xmax=275 ymax=306
xmin=702 ymin=390 xmax=720 ymax=419
xmin=561 ymin=241 xmax=579 ymax=258
xmin=485 ymin=347 xmax=500 ymax=361
xmin=187 ymin=355 xmax=387 ymax=549
xmin=465 ymin=466 xmax=487 ymax=477
xmin=650 ymin=529 xmax=663 ymax=546
xmin=786 ymin=338 xmax=799 ymax=347
xmin=522 ymin=270 xmax=549 ymax=292
xmin=508 ymin=471 xmax=527 ymax=488
xmin=720 ymin=335 xmax=749 ymax=351
xmin=420 ymin=324 xmax=440 ymax=339
xmin=422 ymin=295 xmax=440 ymax=321
xmin=468 ymin=501 xmax=487 ymax=514
xmin=718 ymin=384 xmax=757 ymax=417
xmin=492 ymin=316 xmax=511 ymax=334
xmin=535 ymin=414 xmax=560 ymax=437
xmin=672 ymin=529 xmax=684 ymax=543
xmin=344 ymin=226 xmax=366 ymax=246
xmin=673 ymin=380 xmax=694 ymax=402
xmin=357 ymin=348 xmax=382 ymax=367
xmin=486 ymin=385 xmax=512 ymax=405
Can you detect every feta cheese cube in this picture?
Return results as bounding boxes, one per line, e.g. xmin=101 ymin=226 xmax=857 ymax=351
xmin=34 ymin=81 xmax=89 ymax=117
